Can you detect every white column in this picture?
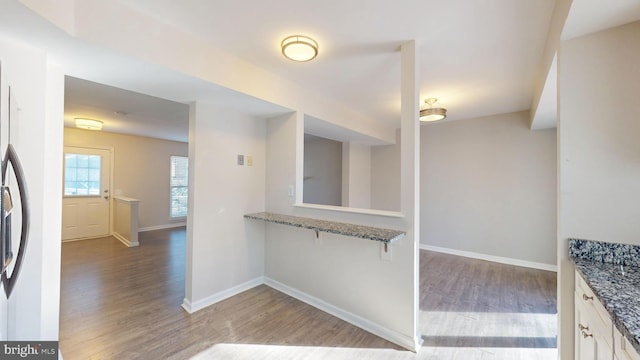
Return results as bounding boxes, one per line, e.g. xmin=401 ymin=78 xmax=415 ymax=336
xmin=184 ymin=101 xmax=266 ymax=313
xmin=400 ymin=40 xmax=422 ymax=350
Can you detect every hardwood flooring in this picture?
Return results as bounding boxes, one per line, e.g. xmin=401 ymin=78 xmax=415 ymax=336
xmin=419 ymin=251 xmax=557 ymax=359
xmin=60 ymin=229 xmax=557 ymax=359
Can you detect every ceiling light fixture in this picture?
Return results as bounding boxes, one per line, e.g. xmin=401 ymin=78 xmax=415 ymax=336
xmin=419 ymin=98 xmax=447 ymax=122
xmin=75 ymin=118 xmax=103 ymax=131
xmin=281 ymin=35 xmax=318 ymax=62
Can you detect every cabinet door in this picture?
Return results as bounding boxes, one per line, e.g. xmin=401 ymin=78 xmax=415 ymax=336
xmin=575 ymin=271 xmax=614 ymax=360
xmin=597 ymin=335 xmax=615 ymax=360
xmin=582 ymin=295 xmax=613 ymax=360
xmin=614 ymin=327 xmax=640 ymax=360
xmin=576 ymin=295 xmax=597 ymax=360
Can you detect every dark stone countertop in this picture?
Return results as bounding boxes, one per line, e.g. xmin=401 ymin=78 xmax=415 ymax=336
xmin=244 ymin=211 xmax=405 ymax=243
xmin=570 ymin=239 xmax=640 ymax=354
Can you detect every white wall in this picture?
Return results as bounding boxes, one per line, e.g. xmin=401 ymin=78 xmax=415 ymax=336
xmin=370 ymin=130 xmax=401 ymax=211
xmin=265 ymin=112 xmax=301 ymax=214
xmin=342 ymin=142 xmax=371 ymax=209
xmin=262 ymin=42 xmax=421 ymax=351
xmin=184 ymin=102 xmax=266 ymax=311
xmin=303 ymin=136 xmax=342 ymax=206
xmin=558 ymin=20 xmax=640 ymax=360
xmin=421 ymin=111 xmax=557 ymax=267
xmin=303 ymin=137 xmax=376 ymax=209
xmin=64 ymin=128 xmax=188 ymax=230
xmin=265 ymin=111 xmax=419 ymax=350
xmin=559 ymin=21 xmax=640 ymax=246
xmin=0 ymin=36 xmax=63 ymax=340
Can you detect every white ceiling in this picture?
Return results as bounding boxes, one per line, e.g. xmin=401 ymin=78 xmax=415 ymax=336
xmin=116 ymin=0 xmax=557 ymax=128
xmin=563 ymin=0 xmax=640 ymax=40
xmin=64 ymin=76 xmax=190 ymax=142
xmin=530 ymin=0 xmax=640 ymax=130
xmin=5 ymin=0 xmax=640 ymax=141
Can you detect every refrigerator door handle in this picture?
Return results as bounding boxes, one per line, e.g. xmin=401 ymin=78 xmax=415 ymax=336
xmin=1 ymin=144 xmax=30 ymax=298
xmin=1 ymin=186 xmax=13 ymax=274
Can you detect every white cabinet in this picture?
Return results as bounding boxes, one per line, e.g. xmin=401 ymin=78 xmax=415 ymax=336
xmin=575 ymin=270 xmax=640 ymax=360
xmin=575 ymin=271 xmax=613 ymax=360
xmin=575 ymin=295 xmax=613 ymax=359
xmin=614 ymin=327 xmax=640 ymax=360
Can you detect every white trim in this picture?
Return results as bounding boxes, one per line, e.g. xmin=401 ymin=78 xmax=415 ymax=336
xmin=61 ymin=234 xmax=110 ymax=243
xmin=293 ymin=203 xmax=404 ymax=218
xmin=139 ymin=222 xmax=186 ymax=232
xmin=420 ymin=244 xmax=558 ymax=272
xmin=113 ymin=195 xmax=140 ymax=204
xmin=112 ymin=231 xmax=139 ymax=247
xmin=264 ymin=277 xmax=422 ymax=352
xmin=181 ymin=277 xmax=264 ymax=314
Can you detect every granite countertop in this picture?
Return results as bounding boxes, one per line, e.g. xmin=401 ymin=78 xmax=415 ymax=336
xmin=570 ymin=239 xmax=640 ymax=354
xmin=244 ymin=211 xmax=405 ymax=243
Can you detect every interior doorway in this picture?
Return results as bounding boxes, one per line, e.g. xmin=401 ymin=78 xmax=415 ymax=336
xmin=61 ymin=146 xmax=112 ymax=241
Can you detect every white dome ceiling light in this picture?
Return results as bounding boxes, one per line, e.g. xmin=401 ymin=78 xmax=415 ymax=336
xmin=419 ymin=98 xmax=447 ymax=122
xmin=281 ymin=35 xmax=318 ymax=62
xmin=75 ymin=118 xmax=103 ymax=130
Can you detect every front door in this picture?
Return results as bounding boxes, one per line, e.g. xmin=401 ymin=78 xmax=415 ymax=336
xmin=62 ymin=147 xmax=111 ymax=241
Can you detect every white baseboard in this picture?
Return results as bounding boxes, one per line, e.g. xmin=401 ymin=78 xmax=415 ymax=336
xmin=62 ymin=235 xmax=110 ymax=243
xmin=139 ymin=223 xmax=186 ymax=232
xmin=420 ymin=244 xmax=557 ymax=272
xmin=181 ymin=277 xmax=264 ymax=314
xmin=112 ymin=232 xmax=139 ymax=247
xmin=264 ymin=277 xmax=421 ymax=352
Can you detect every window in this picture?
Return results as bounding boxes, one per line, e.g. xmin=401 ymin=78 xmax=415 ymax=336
xmin=64 ymin=153 xmax=101 ymax=196
xmin=170 ymin=156 xmax=188 ymax=218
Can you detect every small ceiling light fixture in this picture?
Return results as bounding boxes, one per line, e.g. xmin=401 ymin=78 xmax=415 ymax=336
xmin=420 ymin=98 xmax=447 ymax=122
xmin=75 ymin=118 xmax=103 ymax=131
xmin=281 ymin=35 xmax=318 ymax=62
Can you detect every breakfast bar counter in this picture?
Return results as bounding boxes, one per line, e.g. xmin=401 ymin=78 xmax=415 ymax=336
xmin=244 ymin=211 xmax=405 ymax=244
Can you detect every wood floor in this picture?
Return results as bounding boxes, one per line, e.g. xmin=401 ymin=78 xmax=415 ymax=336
xmin=419 ymin=251 xmax=557 ymax=359
xmin=60 ymin=228 xmax=557 ymax=359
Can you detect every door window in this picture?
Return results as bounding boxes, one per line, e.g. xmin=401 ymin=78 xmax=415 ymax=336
xmin=64 ymin=153 xmax=102 ymax=196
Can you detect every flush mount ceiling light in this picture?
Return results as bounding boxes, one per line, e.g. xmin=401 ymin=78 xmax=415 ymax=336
xmin=75 ymin=118 xmax=103 ymax=131
xmin=281 ymin=35 xmax=318 ymax=62
xmin=419 ymin=98 xmax=447 ymax=122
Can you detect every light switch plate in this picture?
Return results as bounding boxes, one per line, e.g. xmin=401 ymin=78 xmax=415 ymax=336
xmin=247 ymin=156 xmax=253 ymax=166
xmin=237 ymin=154 xmax=244 ymax=165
